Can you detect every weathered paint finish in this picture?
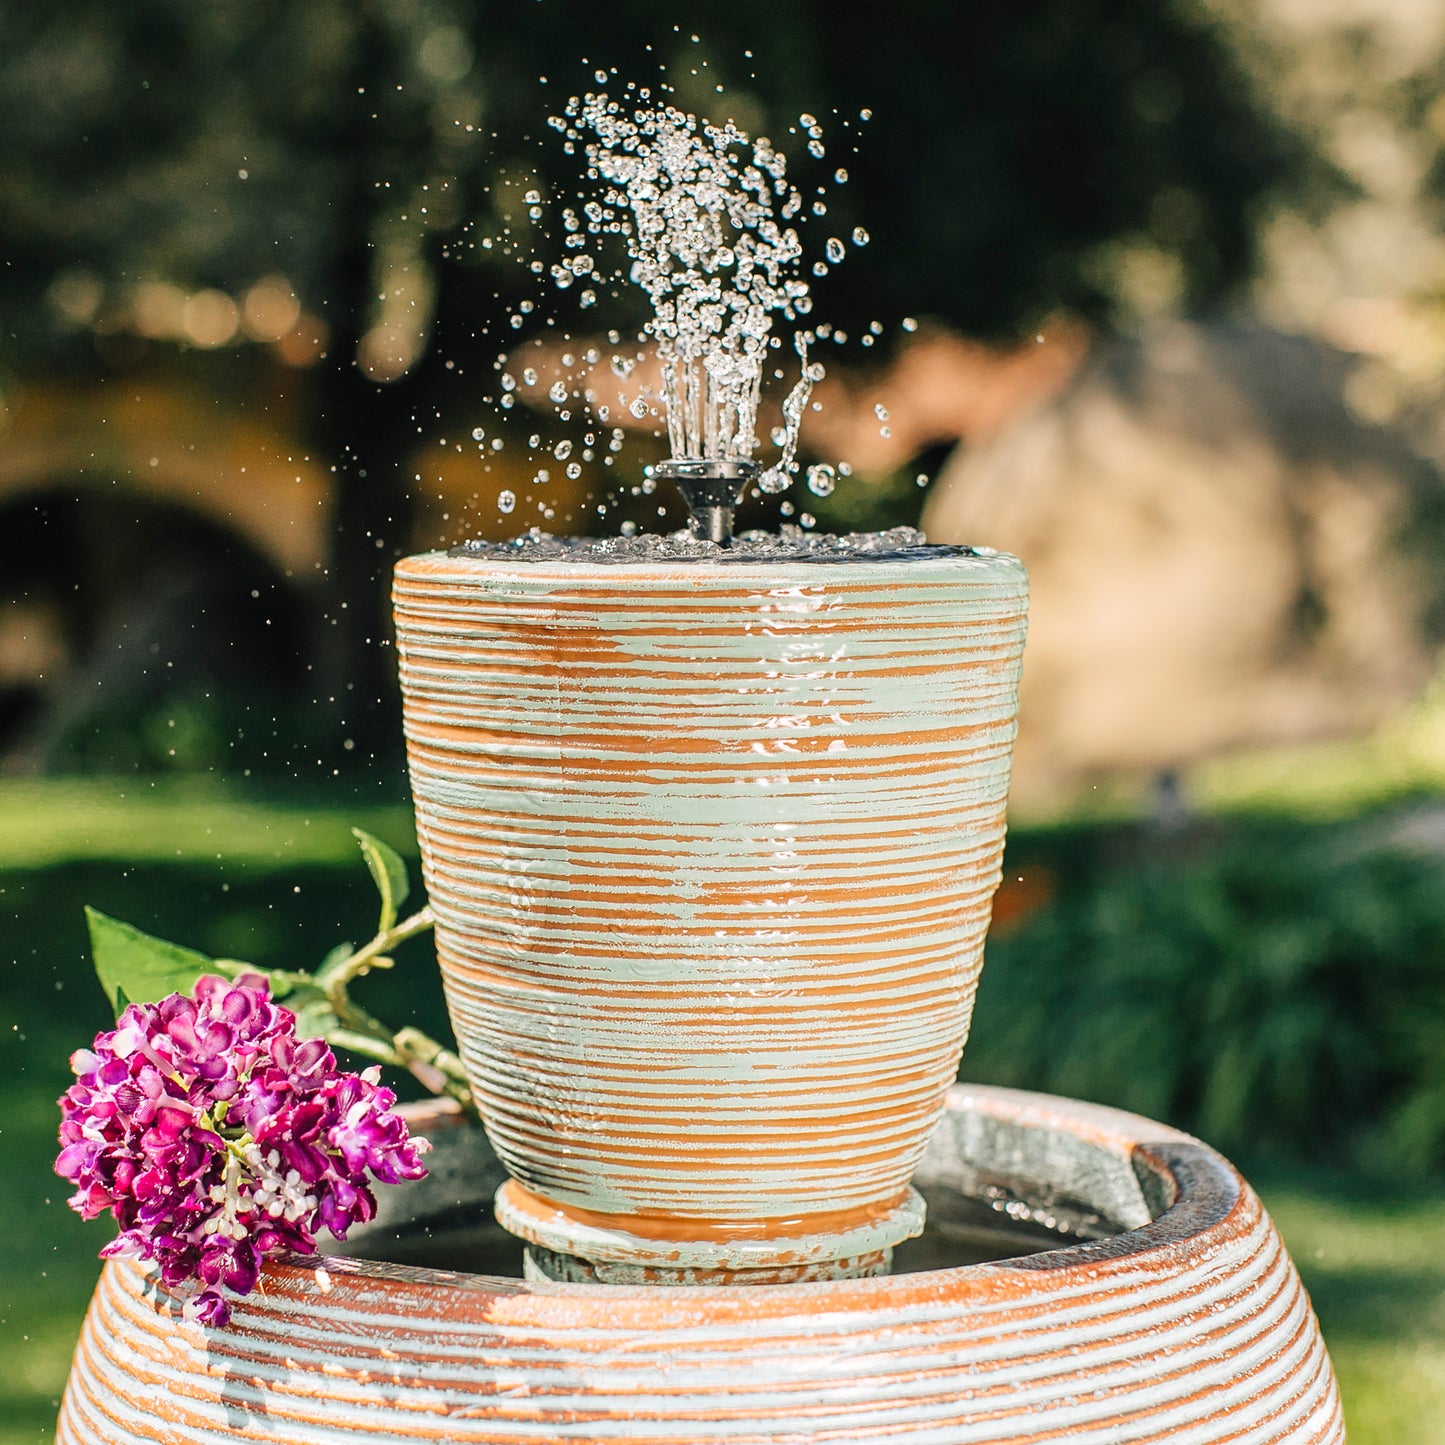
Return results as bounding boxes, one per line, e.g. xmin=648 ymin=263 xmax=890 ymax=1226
xmin=391 ymin=550 xmax=1029 ymax=1265
xmin=57 ymin=1087 xmax=1345 ymax=1444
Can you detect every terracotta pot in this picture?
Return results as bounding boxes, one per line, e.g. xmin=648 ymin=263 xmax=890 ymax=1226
xmin=391 ymin=548 xmax=1029 ymax=1272
xmin=57 ymin=1087 xmax=1344 ymax=1443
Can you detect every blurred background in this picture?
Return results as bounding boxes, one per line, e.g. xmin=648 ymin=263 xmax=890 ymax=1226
xmin=3 ymin=1 xmax=1445 ymax=1440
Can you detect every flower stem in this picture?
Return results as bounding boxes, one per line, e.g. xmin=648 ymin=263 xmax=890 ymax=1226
xmin=319 ymin=906 xmax=437 ymax=995
xmin=312 ymin=906 xmax=476 ymax=1116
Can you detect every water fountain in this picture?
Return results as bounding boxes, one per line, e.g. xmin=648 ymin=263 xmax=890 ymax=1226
xmin=57 ymin=86 xmax=1344 ymax=1443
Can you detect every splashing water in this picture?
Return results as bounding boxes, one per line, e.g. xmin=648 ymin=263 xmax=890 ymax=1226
xmin=548 ymin=91 xmax=824 ymax=488
xmin=453 ymin=525 xmax=974 ymax=564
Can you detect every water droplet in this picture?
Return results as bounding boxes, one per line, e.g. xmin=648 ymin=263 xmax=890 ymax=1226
xmin=524 ymin=189 xmax=542 ymax=205
xmin=852 ymin=226 xmax=869 ymax=247
xmin=533 ymin=468 xmax=551 ymax=484
xmin=770 ymin=425 xmax=788 ymax=447
xmin=805 ymin=463 xmax=836 ymax=497
xmin=758 ymin=468 xmax=790 ymax=494
xmin=522 ymin=367 xmax=538 ymax=386
xmin=620 ymin=519 xmax=638 ymax=536
xmin=825 ymin=237 xmax=845 ymax=265
xmin=902 ymin=316 xmax=919 ymax=332
xmin=807 ymin=139 xmax=825 ymax=159
xmin=874 ymin=403 xmax=890 ymax=421
xmin=565 ymin=462 xmax=582 ymax=479
xmin=471 ymin=427 xmax=485 ymax=441
xmin=834 ymin=168 xmax=848 ymax=184
xmin=629 ymin=397 xmax=650 ymax=418
xmin=548 ymin=381 xmax=568 ymax=403
xmin=553 ymin=439 xmax=573 ymax=460
xmin=916 ymin=472 xmax=929 ymax=487
xmin=497 ymin=490 xmax=516 ymax=513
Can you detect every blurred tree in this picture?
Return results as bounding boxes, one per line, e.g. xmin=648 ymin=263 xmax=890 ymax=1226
xmin=0 ymin=0 xmax=1328 ymax=760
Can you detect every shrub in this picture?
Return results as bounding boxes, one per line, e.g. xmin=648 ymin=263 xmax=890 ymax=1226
xmin=966 ymin=821 xmax=1445 ymax=1176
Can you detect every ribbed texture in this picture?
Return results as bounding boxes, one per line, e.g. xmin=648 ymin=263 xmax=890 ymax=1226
xmin=392 ymin=551 xmax=1029 ymax=1222
xmin=56 ymin=1087 xmax=1345 ymax=1444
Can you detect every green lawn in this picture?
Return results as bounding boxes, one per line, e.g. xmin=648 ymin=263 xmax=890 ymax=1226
xmin=2 ymin=775 xmax=1443 ymax=1442
xmin=1263 ymin=1178 xmax=1445 ymax=1442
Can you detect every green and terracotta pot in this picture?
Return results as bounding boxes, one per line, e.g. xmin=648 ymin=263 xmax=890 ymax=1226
xmin=391 ymin=546 xmax=1029 ymax=1277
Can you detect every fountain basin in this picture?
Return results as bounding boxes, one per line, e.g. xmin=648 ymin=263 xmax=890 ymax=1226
xmin=58 ymin=1085 xmax=1343 ymax=1443
xmin=392 ymin=547 xmax=1028 ymax=1274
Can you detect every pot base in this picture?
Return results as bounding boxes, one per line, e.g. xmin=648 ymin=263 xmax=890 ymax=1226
xmin=494 ymin=1176 xmax=927 ymax=1283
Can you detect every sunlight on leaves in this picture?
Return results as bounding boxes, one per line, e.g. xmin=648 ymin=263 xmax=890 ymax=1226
xmin=352 ymin=827 xmax=410 ymax=934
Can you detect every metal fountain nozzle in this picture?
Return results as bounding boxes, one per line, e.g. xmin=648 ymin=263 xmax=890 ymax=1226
xmin=654 ymin=458 xmax=759 ymax=546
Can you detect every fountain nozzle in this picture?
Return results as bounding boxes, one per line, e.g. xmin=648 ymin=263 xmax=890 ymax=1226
xmin=655 ymin=459 xmax=758 ymax=546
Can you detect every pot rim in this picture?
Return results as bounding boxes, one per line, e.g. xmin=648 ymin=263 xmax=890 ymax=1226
xmin=259 ymin=1084 xmax=1247 ymax=1326
xmin=394 ymin=546 xmax=1027 ymax=589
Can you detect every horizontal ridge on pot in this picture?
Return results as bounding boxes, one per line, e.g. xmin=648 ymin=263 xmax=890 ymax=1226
xmin=392 ymin=549 xmax=1028 ymax=1266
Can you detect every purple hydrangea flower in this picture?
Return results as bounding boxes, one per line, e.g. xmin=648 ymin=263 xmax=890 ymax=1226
xmin=57 ymin=974 xmax=429 ymax=1327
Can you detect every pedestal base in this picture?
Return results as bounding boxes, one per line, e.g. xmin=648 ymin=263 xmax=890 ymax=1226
xmin=521 ymin=1243 xmax=897 ymax=1284
xmin=57 ymin=1086 xmax=1344 ymax=1444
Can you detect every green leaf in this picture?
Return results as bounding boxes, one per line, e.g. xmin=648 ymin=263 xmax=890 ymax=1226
xmin=314 ymin=942 xmax=355 ymax=982
xmin=352 ymin=827 xmax=410 ymax=934
xmin=290 ymin=995 xmax=343 ymax=1044
xmin=85 ymin=907 xmax=218 ymax=1019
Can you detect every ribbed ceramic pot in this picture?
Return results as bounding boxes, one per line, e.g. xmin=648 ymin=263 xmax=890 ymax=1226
xmin=57 ymin=1086 xmax=1344 ymax=1444
xmin=391 ymin=547 xmax=1029 ymax=1271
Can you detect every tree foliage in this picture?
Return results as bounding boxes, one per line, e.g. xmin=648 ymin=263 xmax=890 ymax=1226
xmin=0 ymin=0 xmax=1327 ymax=359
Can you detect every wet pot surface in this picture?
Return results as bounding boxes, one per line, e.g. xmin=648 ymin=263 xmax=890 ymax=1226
xmin=58 ymin=1085 xmax=1344 ymax=1444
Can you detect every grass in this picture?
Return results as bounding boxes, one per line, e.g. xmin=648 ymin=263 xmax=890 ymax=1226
xmin=1261 ymin=1174 xmax=1445 ymax=1442
xmin=1 ymin=770 xmax=1442 ymax=1442
xmin=0 ymin=776 xmax=418 ymax=870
